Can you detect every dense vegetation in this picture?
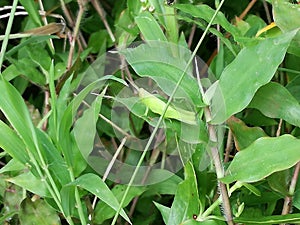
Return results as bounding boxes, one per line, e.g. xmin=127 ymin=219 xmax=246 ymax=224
xmin=1 ymin=0 xmax=300 ymax=224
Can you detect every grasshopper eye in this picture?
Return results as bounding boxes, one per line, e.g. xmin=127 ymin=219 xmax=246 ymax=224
xmin=167 ymin=0 xmax=175 ymax=5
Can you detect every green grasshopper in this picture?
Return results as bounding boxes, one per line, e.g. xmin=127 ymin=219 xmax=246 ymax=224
xmin=129 ymin=80 xmax=197 ymax=125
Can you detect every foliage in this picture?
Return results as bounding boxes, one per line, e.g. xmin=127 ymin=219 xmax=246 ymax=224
xmin=0 ymin=0 xmax=300 ymax=224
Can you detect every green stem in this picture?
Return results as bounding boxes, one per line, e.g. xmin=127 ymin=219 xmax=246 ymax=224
xmin=0 ymin=0 xmax=19 ymax=74
xmin=198 ymin=181 xmax=242 ymax=220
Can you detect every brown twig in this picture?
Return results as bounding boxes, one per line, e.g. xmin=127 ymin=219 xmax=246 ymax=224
xmin=42 ymin=90 xmax=50 ymax=131
xmin=224 ymin=129 xmax=233 ymax=163
xmin=90 ymin=0 xmax=116 ymax=43
xmin=238 ymin=0 xmax=257 ymax=21
xmin=188 ymin=24 xmax=197 ymax=48
xmin=276 ymin=119 xmax=283 ymax=137
xmin=67 ymin=0 xmax=86 ymax=70
xmin=205 ymin=108 xmax=234 ymax=225
xmin=281 ymin=162 xmax=300 ymax=224
xmin=38 ymin=0 xmax=54 ymax=51
xmin=262 ymin=0 xmax=272 ymax=24
xmin=195 ymin=55 xmax=233 ymax=224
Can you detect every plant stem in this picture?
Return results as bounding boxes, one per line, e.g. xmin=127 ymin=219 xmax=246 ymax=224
xmin=66 ymin=0 xmax=86 ymax=70
xmin=281 ymin=161 xmax=300 ymax=224
xmin=90 ymin=0 xmax=115 ymax=43
xmin=205 ymin=109 xmax=234 ymax=225
xmin=0 ymin=0 xmax=18 ymax=74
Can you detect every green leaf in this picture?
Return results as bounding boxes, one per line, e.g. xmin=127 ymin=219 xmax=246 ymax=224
xmin=145 ymin=175 xmax=183 ymax=196
xmin=175 ymin=4 xmax=239 ymax=38
xmin=36 ymin=129 xmax=70 ymax=186
xmin=227 ymin=116 xmax=267 ymax=150
xmin=135 ymin=11 xmax=167 ymax=42
xmin=243 ymin=109 xmax=278 ymax=126
xmin=0 ymin=120 xmax=29 ymax=165
xmin=0 ymin=79 xmax=38 ymax=160
xmin=177 ymin=14 xmax=237 ymax=56
xmin=154 ymin=201 xmax=171 ymax=224
xmin=272 ymin=0 xmax=300 ymax=56
xmin=164 ymin=6 xmax=179 ymax=43
xmin=73 ymin=87 xmax=106 ymax=158
xmin=19 ymin=0 xmax=42 ymax=26
xmin=181 ymin=220 xmax=222 ymax=225
xmin=209 ymin=30 xmax=297 ymax=124
xmin=249 ymin=82 xmax=300 ymax=127
xmin=62 ymin=173 xmax=131 ymax=224
xmin=26 ymin=43 xmax=51 ymax=73
xmin=58 ymin=76 xmax=125 ymax=170
xmin=286 ymin=75 xmax=300 ymax=102
xmin=167 ymin=162 xmax=200 ymax=225
xmin=94 ymin=185 xmax=146 ymax=224
xmin=122 ymin=41 xmax=204 ymax=107
xmin=19 ymin=198 xmax=61 ymax=225
xmin=0 ymin=159 xmax=25 ymax=173
xmin=267 ymin=170 xmax=290 ymax=196
xmin=221 ymin=135 xmax=300 ymax=183
xmin=7 ymin=172 xmax=51 ymax=198
xmin=5 ymin=36 xmax=57 ymax=58
xmin=8 ymin=57 xmax=46 ymax=85
xmin=234 ymin=213 xmax=300 ymax=224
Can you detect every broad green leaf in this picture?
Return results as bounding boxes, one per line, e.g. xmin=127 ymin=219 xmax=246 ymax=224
xmin=135 ymin=11 xmax=167 ymax=42
xmin=234 ymin=213 xmax=300 ymax=224
xmin=0 ymin=120 xmax=29 ymax=165
xmin=127 ymin=0 xmax=142 ymax=17
xmin=243 ymin=109 xmax=278 ymax=126
xmin=164 ymin=6 xmax=178 ymax=43
xmin=19 ymin=198 xmax=60 ymax=225
xmin=249 ymin=82 xmax=300 ymax=127
xmin=286 ymin=75 xmax=300 ymax=102
xmin=2 ymin=184 xmax=24 ymax=216
xmin=147 ymin=0 xmax=168 ymax=27
xmin=167 ymin=162 xmax=200 ymax=225
xmin=0 ymin=159 xmax=25 ymax=173
xmin=122 ymin=41 xmax=204 ymax=107
xmin=62 ymin=173 xmax=131 ymax=224
xmin=0 ymin=79 xmax=38 ymax=160
xmin=5 ymin=36 xmax=57 ymax=58
xmin=294 ymin=181 xmax=300 ymax=210
xmin=227 ymin=116 xmax=267 ymax=150
xmin=181 ymin=220 xmax=223 ymax=225
xmin=19 ymin=0 xmax=42 ymax=26
xmin=94 ymin=185 xmax=146 ymax=224
xmin=267 ymin=170 xmax=290 ymax=196
xmin=154 ymin=202 xmax=171 ymax=224
xmin=221 ymin=135 xmax=300 ymax=183
xmin=175 ymin=4 xmax=239 ymax=38
xmin=272 ymin=0 xmax=300 ymax=56
xmin=36 ymin=129 xmax=70 ymax=186
xmin=141 ymin=174 xmax=183 ymax=197
xmin=177 ymin=14 xmax=237 ymax=56
xmin=209 ymin=30 xmax=297 ymax=124
xmin=2 ymin=64 xmax=19 ymax=81
xmin=6 ymin=58 xmax=46 ymax=85
xmin=73 ymin=87 xmax=105 ymax=158
xmin=26 ymin=43 xmax=51 ymax=73
xmin=58 ymin=76 xmax=125 ymax=169
xmin=7 ymin=172 xmax=51 ymax=198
